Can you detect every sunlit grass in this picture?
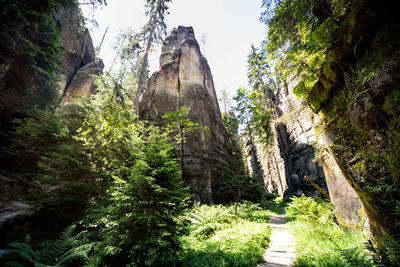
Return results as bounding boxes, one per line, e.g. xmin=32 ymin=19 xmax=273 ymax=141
xmin=287 ymin=195 xmax=373 ymax=267
xmin=178 ymin=201 xmax=271 ymax=266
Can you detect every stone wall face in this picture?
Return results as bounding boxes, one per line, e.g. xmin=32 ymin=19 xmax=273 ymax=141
xmin=53 ymin=3 xmax=103 ymax=105
xmin=140 ymin=26 xmax=233 ymax=204
xmin=246 ymin=75 xmax=366 ymax=229
xmin=246 ymin=77 xmax=325 ymax=196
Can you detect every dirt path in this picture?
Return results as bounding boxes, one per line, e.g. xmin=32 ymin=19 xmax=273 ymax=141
xmin=258 ymin=214 xmax=296 ymax=267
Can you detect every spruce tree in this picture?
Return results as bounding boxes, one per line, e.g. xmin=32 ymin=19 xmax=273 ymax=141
xmin=133 ymin=0 xmax=172 ymax=111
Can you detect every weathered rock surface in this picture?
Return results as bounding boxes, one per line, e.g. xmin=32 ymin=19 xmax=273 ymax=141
xmin=305 ymin=0 xmax=400 ymax=239
xmin=140 ymin=26 xmax=234 ymax=203
xmin=246 ymin=73 xmax=366 ymax=229
xmin=321 ymin=151 xmax=365 ymax=229
xmin=53 ymin=2 xmax=103 ymax=105
xmin=246 ymin=78 xmax=326 ymax=197
xmin=61 ymin=59 xmax=104 ymax=104
xmin=0 ymin=202 xmax=32 ymax=229
xmin=0 ymin=1 xmax=102 ymax=241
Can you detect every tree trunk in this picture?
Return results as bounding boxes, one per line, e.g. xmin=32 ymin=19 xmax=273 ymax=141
xmin=134 ymin=30 xmax=153 ymax=111
xmin=134 ymin=0 xmax=159 ymax=112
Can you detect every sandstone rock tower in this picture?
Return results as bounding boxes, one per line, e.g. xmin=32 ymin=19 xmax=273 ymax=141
xmin=139 ymin=26 xmax=233 ymax=203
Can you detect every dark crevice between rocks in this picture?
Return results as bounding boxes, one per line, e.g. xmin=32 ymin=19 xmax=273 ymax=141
xmin=176 ymin=49 xmax=185 ymax=179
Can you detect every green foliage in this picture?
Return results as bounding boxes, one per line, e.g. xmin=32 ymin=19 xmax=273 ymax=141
xmin=233 ymin=86 xmax=269 ymax=146
xmin=218 ymin=170 xmax=265 ymax=205
xmin=74 ymin=78 xmax=191 ymax=266
xmin=99 ymin=125 xmax=190 ymax=266
xmin=259 ymin=196 xmax=287 ymax=214
xmin=0 ymin=225 xmax=94 ymax=267
xmin=233 ymin=85 xmax=273 ymax=148
xmin=287 ymin=195 xmax=372 ymax=266
xmin=366 ymin=234 xmax=400 ymax=266
xmin=221 ymin=112 xmax=245 ymax=171
xmin=233 ymin=87 xmax=253 ymax=126
xmin=247 ymin=45 xmax=270 ymax=92
xmin=286 ymin=194 xmax=333 ymax=226
xmin=261 ymin=0 xmax=349 ymax=97
xmin=0 ymin=0 xmax=81 ymax=193
xmin=248 ymin=89 xmax=273 ymax=147
xmin=382 ymin=89 xmax=400 ymax=186
xmin=222 ymin=112 xmax=239 ymax=141
xmin=0 ymin=0 xmax=67 ymax=113
xmin=5 ymin=109 xmax=69 ymax=174
xmin=178 ymin=203 xmax=271 ymax=266
xmin=2 ymin=107 xmax=94 ymax=218
xmin=185 ymin=204 xmax=234 ymax=238
xmin=162 ymin=107 xmax=208 ymax=144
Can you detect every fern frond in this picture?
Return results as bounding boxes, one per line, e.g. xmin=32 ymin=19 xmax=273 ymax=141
xmin=56 ymin=243 xmax=93 ymax=266
xmin=44 ymin=224 xmax=77 ymax=262
xmin=336 ymin=247 xmax=373 ymax=267
xmin=7 ymin=242 xmax=41 ymax=264
xmin=3 ymin=262 xmax=26 ymax=267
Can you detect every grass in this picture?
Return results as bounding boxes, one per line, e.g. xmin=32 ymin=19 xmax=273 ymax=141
xmin=260 ymin=196 xmax=287 ymax=214
xmin=177 ymin=201 xmax=271 ymax=266
xmin=286 ymin=195 xmax=373 ymax=267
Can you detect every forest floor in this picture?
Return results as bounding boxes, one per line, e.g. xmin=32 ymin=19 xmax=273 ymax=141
xmin=258 ymin=214 xmax=296 ymax=267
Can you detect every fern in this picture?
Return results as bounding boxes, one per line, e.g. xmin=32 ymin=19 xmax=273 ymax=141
xmin=1 ymin=242 xmax=42 ymax=266
xmin=286 ymin=194 xmax=333 ymax=227
xmin=56 ymin=244 xmax=92 ymax=265
xmin=186 ymin=204 xmax=233 ymax=237
xmin=0 ymin=225 xmax=94 ymax=267
xmin=385 ymin=234 xmax=400 ymax=261
xmin=336 ymin=247 xmax=373 ymax=267
xmin=366 ymin=234 xmax=400 ymax=266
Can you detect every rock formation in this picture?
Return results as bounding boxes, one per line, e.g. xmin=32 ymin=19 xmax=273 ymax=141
xmin=246 ymin=74 xmax=366 ymax=229
xmin=139 ymin=26 xmax=234 ymax=204
xmin=0 ymin=1 xmax=103 ymax=241
xmin=54 ymin=3 xmax=104 ymax=105
xmin=305 ymin=0 xmax=400 ymax=239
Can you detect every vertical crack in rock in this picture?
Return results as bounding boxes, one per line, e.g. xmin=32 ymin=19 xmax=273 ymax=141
xmin=176 ymin=48 xmax=185 ymax=178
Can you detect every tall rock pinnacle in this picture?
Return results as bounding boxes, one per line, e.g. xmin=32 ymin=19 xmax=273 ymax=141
xmin=139 ymin=26 xmax=234 ymax=203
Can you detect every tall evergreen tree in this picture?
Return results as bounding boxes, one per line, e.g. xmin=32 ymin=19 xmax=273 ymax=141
xmin=247 ymin=45 xmax=274 ymax=146
xmin=218 ymin=88 xmax=230 ymax=113
xmin=233 ymin=87 xmax=258 ymax=161
xmin=133 ymin=0 xmax=172 ymax=111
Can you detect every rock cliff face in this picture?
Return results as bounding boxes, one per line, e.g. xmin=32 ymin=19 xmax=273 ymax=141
xmin=140 ymin=26 xmax=234 ymax=203
xmin=246 ymin=74 xmax=366 ymax=229
xmin=54 ymin=3 xmax=104 ymax=105
xmin=0 ymin=1 xmax=103 ymax=241
xmin=306 ymin=0 xmax=400 ymax=239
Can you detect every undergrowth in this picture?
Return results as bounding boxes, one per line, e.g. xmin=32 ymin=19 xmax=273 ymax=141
xmin=287 ymin=195 xmax=373 ymax=267
xmin=0 ymin=225 xmax=94 ymax=267
xmin=178 ymin=201 xmax=271 ymax=266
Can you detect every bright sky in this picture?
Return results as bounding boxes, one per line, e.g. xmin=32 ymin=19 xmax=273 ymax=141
xmin=83 ymin=0 xmax=266 ymax=110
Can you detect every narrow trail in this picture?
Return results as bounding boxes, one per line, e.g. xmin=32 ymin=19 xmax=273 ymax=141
xmin=258 ymin=214 xmax=296 ymax=267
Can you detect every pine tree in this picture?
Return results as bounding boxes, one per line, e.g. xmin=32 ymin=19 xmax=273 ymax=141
xmin=133 ymin=0 xmax=172 ymax=111
xmin=103 ymin=126 xmax=189 ymax=266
